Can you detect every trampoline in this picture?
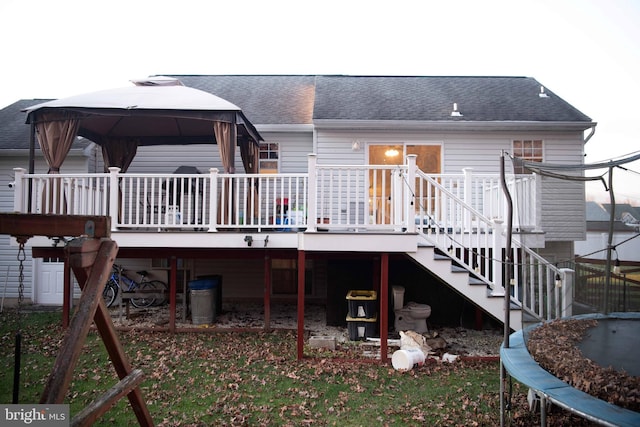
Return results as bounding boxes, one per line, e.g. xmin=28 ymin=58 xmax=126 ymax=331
xmin=501 ymin=312 xmax=640 ymax=427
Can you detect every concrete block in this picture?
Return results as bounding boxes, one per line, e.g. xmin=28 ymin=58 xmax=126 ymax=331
xmin=309 ymin=335 xmax=337 ymax=350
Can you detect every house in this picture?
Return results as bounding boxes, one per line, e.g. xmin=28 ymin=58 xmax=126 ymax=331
xmin=0 ymin=76 xmax=594 ymax=345
xmin=575 ymin=201 xmax=640 ymax=262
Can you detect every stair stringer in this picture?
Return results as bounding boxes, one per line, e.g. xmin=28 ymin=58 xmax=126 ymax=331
xmin=407 ymin=245 xmax=522 ymax=331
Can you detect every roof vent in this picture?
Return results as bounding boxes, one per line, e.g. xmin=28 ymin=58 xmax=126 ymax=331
xmin=450 ymin=102 xmax=463 ymax=117
xmin=538 ymin=86 xmax=549 ymax=98
xmin=130 ymin=76 xmax=184 ymax=87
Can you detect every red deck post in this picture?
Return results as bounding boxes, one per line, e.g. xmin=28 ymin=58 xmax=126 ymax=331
xmin=297 ymin=250 xmax=306 ymax=360
xmin=264 ymin=253 xmax=271 ymax=329
xmin=170 ymin=256 xmax=177 ymax=333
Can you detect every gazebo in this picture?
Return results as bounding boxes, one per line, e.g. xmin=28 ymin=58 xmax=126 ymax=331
xmin=22 ymin=76 xmax=263 ymax=176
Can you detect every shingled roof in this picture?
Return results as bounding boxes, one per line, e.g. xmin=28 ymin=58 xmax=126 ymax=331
xmin=170 ymin=75 xmax=593 ymax=125
xmin=0 ymin=99 xmax=52 ymax=150
xmin=173 ymin=75 xmax=316 ymax=125
xmin=1 ymin=75 xmax=594 ymax=150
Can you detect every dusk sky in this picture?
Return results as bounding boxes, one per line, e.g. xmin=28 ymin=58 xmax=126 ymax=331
xmin=1 ymin=0 xmax=638 ymax=202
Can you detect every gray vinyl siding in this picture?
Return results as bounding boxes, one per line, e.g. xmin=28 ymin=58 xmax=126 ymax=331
xmin=537 ymin=241 xmax=575 ymax=265
xmin=124 ymin=131 xmax=313 ymax=175
xmin=441 ymin=131 xmax=586 ymax=241
xmin=192 ymin=259 xmax=264 ymax=300
xmin=191 ymin=257 xmax=327 ymax=301
xmin=263 ymin=131 xmax=313 ymax=173
xmin=316 ymin=132 xmax=367 ymax=165
xmin=315 ymin=128 xmax=586 ymax=241
xmin=0 ymin=156 xmax=27 ymax=301
xmin=126 ymin=145 xmax=222 ymax=174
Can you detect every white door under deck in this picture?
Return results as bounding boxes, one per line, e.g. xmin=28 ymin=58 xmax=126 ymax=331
xmin=35 ymin=257 xmax=64 ymax=305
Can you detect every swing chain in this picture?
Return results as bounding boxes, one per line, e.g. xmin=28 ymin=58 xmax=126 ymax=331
xmin=13 ymin=237 xmax=28 ymax=405
xmin=16 ymin=238 xmax=27 ymax=318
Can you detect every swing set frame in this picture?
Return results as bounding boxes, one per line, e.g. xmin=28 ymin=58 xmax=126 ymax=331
xmin=0 ymin=213 xmax=154 ymax=427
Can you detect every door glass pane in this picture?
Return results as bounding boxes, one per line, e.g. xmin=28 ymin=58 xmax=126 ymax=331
xmin=407 ymin=145 xmax=441 ymax=216
xmin=407 ymin=145 xmax=441 ymax=173
xmin=368 ymin=145 xmax=403 ymax=224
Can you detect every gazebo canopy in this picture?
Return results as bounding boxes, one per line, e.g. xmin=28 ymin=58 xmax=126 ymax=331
xmin=22 ymin=77 xmax=263 ymax=174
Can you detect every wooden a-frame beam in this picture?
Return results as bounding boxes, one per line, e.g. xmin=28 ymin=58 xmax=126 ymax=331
xmin=0 ymin=213 xmax=110 ymax=239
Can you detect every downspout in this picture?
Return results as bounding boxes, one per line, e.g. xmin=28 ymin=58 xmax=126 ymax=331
xmin=583 ymin=125 xmax=596 ymax=145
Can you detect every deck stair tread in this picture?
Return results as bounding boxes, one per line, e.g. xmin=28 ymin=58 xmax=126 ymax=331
xmin=408 ymin=244 xmax=522 ymax=330
xmin=468 ymin=277 xmax=486 ymax=285
xmin=451 ymin=265 xmax=466 ymax=273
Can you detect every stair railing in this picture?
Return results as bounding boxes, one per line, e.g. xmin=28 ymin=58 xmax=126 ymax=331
xmin=415 ymin=169 xmax=499 ymax=291
xmin=414 ymin=169 xmax=569 ymax=322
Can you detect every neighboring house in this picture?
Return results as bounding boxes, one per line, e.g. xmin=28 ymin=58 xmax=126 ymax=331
xmin=0 ymin=75 xmax=594 ymax=334
xmin=575 ymin=201 xmax=640 ymax=262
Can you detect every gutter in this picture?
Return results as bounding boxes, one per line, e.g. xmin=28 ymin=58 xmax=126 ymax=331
xmin=583 ymin=124 xmax=596 ymax=144
xmin=256 ymin=124 xmax=314 ymax=133
xmin=312 ymin=119 xmax=597 ymax=132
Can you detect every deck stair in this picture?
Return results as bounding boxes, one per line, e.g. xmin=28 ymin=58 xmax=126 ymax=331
xmin=407 ymin=243 xmax=523 ymax=330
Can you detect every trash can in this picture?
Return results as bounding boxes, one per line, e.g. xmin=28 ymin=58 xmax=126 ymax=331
xmin=188 ymin=277 xmax=219 ymax=325
xmin=197 ymin=275 xmax=222 ymax=319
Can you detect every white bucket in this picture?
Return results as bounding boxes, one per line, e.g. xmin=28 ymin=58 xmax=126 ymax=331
xmin=392 ymin=349 xmax=426 ymax=370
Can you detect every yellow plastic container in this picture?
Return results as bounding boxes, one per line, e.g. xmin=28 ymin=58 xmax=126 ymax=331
xmin=346 ymin=290 xmax=377 ymax=318
xmin=346 ymin=290 xmax=377 ymax=300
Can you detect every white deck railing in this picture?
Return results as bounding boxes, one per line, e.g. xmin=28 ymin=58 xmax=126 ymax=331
xmin=428 ymin=169 xmax=538 ymax=232
xmin=12 ymin=157 xmax=565 ymax=321
xmin=12 ymin=158 xmax=538 ymax=233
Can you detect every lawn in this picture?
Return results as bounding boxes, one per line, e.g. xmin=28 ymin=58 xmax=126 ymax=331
xmin=1 ymin=310 xmax=597 ymax=426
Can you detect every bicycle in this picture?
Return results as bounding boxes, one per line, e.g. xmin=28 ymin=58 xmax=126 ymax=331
xmin=102 ymin=264 xmax=167 ymax=308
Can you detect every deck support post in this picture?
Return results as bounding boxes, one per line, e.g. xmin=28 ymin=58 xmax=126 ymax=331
xmin=264 ymin=253 xmax=271 ymax=329
xmin=170 ymin=256 xmax=178 ymax=333
xmin=296 ymin=250 xmax=306 ymax=360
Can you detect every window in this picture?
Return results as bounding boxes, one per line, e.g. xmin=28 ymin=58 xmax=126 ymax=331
xmin=259 ymin=142 xmax=279 ymax=174
xmin=512 ymin=139 xmax=543 ymax=174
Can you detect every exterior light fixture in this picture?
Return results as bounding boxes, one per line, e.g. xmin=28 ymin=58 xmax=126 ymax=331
xmin=614 ymin=258 xmax=621 ymax=275
xmin=385 ymin=148 xmax=400 ymax=157
xmin=613 ymin=247 xmax=621 ymax=274
xmin=451 ymin=102 xmax=463 ymax=117
xmin=555 ymin=273 xmax=562 ymax=288
xmin=351 ymin=140 xmax=361 ymax=151
xmin=539 ymin=86 xmax=549 ymax=98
